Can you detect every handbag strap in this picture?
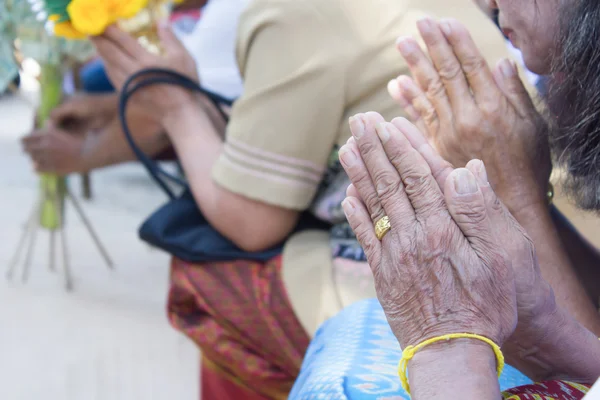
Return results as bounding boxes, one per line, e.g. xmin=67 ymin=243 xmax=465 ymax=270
xmin=119 ymin=68 xmax=233 ymax=199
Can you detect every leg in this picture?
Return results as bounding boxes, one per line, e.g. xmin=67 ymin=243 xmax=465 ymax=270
xmin=66 ymin=188 xmax=114 ymax=269
xmin=55 ymin=195 xmax=73 ymax=291
xmin=6 ymin=201 xmax=40 ymax=280
xmin=49 ymin=230 xmax=56 ymax=272
xmin=21 ymin=204 xmax=41 ymax=283
xmin=81 ymin=174 xmax=92 ymax=200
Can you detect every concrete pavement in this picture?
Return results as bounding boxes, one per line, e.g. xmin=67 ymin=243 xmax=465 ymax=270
xmin=0 ymin=81 xmax=198 ymax=400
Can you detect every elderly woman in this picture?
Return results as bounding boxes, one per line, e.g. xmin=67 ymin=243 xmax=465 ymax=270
xmin=292 ymin=0 xmax=600 ymax=398
xmin=387 ymin=0 xmax=600 ymax=334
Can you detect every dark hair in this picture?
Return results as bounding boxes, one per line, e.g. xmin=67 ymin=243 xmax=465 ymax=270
xmin=546 ymin=0 xmax=600 ymax=210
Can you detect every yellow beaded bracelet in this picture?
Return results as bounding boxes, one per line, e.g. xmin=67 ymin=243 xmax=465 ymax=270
xmin=398 ymin=333 xmax=505 ymax=396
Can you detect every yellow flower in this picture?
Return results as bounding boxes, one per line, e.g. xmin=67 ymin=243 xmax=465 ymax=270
xmin=107 ymin=0 xmax=149 ymax=19
xmin=67 ymin=0 xmax=114 ymax=36
xmin=49 ymin=14 xmax=87 ymax=39
xmin=54 ymin=21 xmax=88 ymax=39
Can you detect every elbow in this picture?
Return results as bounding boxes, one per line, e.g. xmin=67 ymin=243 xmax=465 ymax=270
xmin=227 ymin=219 xmax=294 ymax=253
xmin=232 ymin=233 xmax=282 ymax=253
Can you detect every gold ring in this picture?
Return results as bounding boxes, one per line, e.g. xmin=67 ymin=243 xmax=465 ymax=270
xmin=375 ymin=216 xmax=391 ymax=241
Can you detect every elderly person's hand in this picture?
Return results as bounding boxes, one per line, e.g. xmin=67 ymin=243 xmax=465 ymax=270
xmin=340 ymin=112 xmax=523 ymax=348
xmin=388 ymin=18 xmax=550 ymax=215
xmin=90 ymin=25 xmax=199 ymax=124
xmin=338 ymin=112 xmax=560 ymax=396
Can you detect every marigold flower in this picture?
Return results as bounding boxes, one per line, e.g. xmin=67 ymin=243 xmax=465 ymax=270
xmin=67 ymin=0 xmax=113 ymax=36
xmin=54 ymin=20 xmax=87 ymax=39
xmin=107 ymin=0 xmax=149 ymax=19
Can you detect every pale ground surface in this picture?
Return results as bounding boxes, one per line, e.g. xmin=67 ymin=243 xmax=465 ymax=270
xmin=0 ymin=78 xmax=199 ymax=400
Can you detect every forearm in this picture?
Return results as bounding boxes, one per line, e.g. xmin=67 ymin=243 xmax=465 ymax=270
xmin=511 ymin=204 xmax=600 ymax=334
xmin=409 ymin=340 xmax=501 ymax=400
xmin=506 ymin=305 xmax=600 ymax=383
xmin=551 ymin=205 xmax=600 ymax=306
xmin=162 ymin=101 xmax=298 ymax=252
xmin=81 ymin=108 xmax=171 ymax=171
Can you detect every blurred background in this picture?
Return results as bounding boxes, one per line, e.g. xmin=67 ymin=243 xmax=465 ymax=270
xmin=0 ymin=72 xmax=199 ymax=399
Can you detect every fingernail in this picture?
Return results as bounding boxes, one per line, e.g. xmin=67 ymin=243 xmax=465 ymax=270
xmin=439 ymin=20 xmax=452 ymax=36
xmin=342 ymin=198 xmax=356 ymax=217
xmin=376 ymin=122 xmax=390 ymax=143
xmin=397 ymin=76 xmax=414 ymax=92
xmin=500 ymin=59 xmax=515 ymax=78
xmin=396 ymin=36 xmax=415 ymax=56
xmin=339 ymin=147 xmax=357 ymax=166
xmin=474 ymin=160 xmax=489 ymax=186
xmin=349 ymin=115 xmax=365 ymax=139
xmin=454 ymin=169 xmax=478 ymax=194
xmin=417 ymin=18 xmax=433 ymax=34
xmin=387 ymin=79 xmax=405 ymax=104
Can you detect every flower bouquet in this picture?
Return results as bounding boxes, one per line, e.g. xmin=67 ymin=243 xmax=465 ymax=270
xmin=3 ymin=0 xmax=112 ymax=290
xmin=43 ymin=0 xmax=181 ymax=54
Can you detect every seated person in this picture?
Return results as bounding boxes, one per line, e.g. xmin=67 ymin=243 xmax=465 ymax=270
xmin=23 ymin=0 xmax=243 ymax=174
xmin=28 ymin=0 xmax=529 ymax=398
xmin=293 ymin=0 xmax=600 ymax=397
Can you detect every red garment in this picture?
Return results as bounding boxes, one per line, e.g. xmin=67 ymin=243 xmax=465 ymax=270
xmin=167 ymin=256 xmax=310 ymax=400
xmin=503 ymin=381 xmax=590 ymax=399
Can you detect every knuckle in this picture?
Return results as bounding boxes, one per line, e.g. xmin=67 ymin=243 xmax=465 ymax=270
xmin=357 ymin=139 xmax=378 ymax=158
xmin=479 ymin=100 xmax=503 ymax=120
xmin=461 ymin=55 xmax=487 ymax=77
xmin=455 ymin=116 xmax=480 ymax=136
xmin=452 ymin=200 xmax=487 ymax=225
xmin=374 ymin=172 xmax=403 ymax=201
xmin=361 ymin=190 xmax=383 ymax=219
xmin=437 ymin=60 xmax=463 ymax=82
xmin=387 ymin=148 xmax=412 ymax=171
xmin=415 ymin=100 xmax=439 ymax=127
xmin=425 ymin=78 xmax=447 ymax=100
xmin=400 ymin=162 xmax=432 ymax=189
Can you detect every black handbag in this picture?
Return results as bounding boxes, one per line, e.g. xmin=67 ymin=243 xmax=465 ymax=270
xmin=119 ymin=68 xmax=329 ymax=263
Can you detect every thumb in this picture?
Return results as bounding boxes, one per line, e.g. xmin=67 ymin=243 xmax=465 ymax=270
xmin=158 ymin=23 xmax=186 ymax=55
xmin=444 ymin=168 xmax=494 ymax=248
xmin=50 ymin=100 xmax=86 ymax=123
xmin=493 ymin=59 xmax=537 ymax=114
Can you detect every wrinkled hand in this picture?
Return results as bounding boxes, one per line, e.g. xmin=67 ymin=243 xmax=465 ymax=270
xmin=91 ymin=25 xmax=198 ymax=123
xmin=339 ymin=112 xmax=521 ymax=348
xmin=22 ymin=126 xmax=88 ymax=175
xmin=389 ymin=18 xmax=550 ymax=213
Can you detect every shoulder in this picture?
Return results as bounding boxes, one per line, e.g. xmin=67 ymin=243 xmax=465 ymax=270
xmin=235 ymin=0 xmax=351 ymax=72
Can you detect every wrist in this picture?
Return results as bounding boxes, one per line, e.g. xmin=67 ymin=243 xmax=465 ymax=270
xmin=409 ymin=340 xmax=500 ymax=399
xmin=505 ymin=302 xmax=600 ymax=383
xmin=410 ymin=338 xmax=497 ymax=368
xmin=78 ymin=134 xmax=99 ymax=173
